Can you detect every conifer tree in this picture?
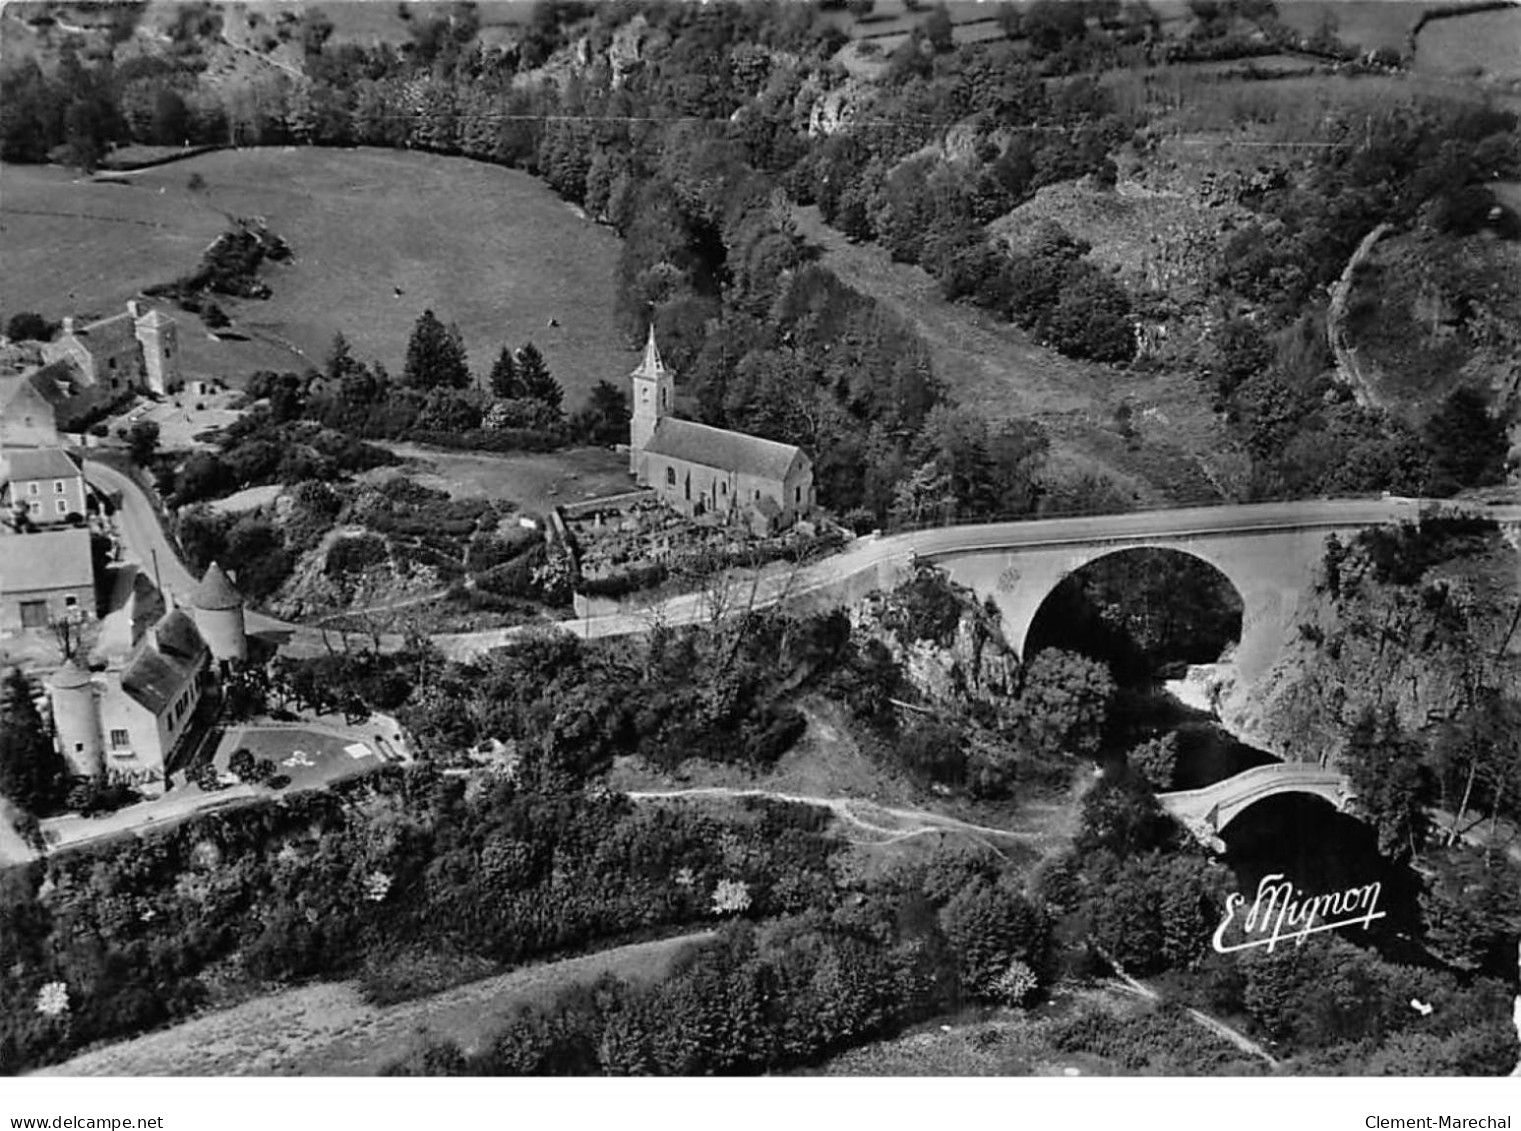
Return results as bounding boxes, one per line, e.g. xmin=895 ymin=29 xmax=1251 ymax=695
xmin=403 ymin=309 xmax=471 ymax=389
xmin=515 ymin=342 xmax=562 ymax=411
xmin=0 ymin=668 xmax=67 ymax=815
xmin=488 ymin=345 xmax=522 ymax=399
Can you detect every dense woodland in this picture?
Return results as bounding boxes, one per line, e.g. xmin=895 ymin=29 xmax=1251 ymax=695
xmin=3 ymin=0 xmax=1514 ymax=524
xmin=4 ymin=556 xmax=1518 ymax=1075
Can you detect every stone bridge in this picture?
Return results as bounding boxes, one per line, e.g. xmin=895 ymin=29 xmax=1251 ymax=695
xmin=906 ymin=498 xmax=1439 ymax=684
xmin=1158 ymin=762 xmax=1356 ymax=848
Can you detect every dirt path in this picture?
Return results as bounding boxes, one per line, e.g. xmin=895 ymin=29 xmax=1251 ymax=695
xmin=36 ymin=931 xmax=715 ymax=1077
xmin=627 ymin=786 xmax=1042 ymax=855
xmin=1105 ymin=972 xmax=1278 ymax=1067
xmin=1326 ymin=221 xmax=1394 ymax=409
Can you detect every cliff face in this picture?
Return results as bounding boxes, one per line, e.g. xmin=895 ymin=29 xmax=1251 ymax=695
xmin=849 ymin=568 xmax=1020 ymax=708
xmin=1221 ymin=523 xmax=1521 ymax=767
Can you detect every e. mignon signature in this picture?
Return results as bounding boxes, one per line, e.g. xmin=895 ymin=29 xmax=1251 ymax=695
xmin=1213 ymin=873 xmax=1385 ymax=955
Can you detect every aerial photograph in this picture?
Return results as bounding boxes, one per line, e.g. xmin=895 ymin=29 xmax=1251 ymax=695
xmin=0 ymin=0 xmax=1518 ymax=1104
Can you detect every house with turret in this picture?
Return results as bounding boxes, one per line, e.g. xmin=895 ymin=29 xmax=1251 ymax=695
xmin=47 ymin=561 xmax=245 ymax=794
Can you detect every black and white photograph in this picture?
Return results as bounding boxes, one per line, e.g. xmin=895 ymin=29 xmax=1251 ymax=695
xmin=0 ymin=0 xmax=1518 ymax=1117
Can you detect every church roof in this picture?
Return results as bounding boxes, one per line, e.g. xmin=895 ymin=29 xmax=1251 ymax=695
xmin=121 ymin=609 xmax=206 ymax=715
xmin=0 ymin=528 xmax=94 ymax=593
xmin=645 ymin=417 xmax=807 ymax=483
xmin=629 ymin=324 xmax=673 ymax=380
xmin=5 ymin=447 xmax=80 ymax=482
xmin=192 ymin=561 xmax=243 ymax=611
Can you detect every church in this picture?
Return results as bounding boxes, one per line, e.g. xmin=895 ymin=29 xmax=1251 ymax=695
xmin=628 ymin=328 xmax=815 ymax=533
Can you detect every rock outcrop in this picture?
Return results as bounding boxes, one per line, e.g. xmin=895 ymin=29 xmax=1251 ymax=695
xmin=1220 ymin=524 xmax=1521 ymax=767
xmin=849 ymin=566 xmax=1019 ymax=708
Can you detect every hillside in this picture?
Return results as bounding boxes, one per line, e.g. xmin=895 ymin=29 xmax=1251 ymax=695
xmin=1343 ymin=227 xmax=1521 ymax=420
xmin=792 ymin=204 xmax=1239 ymax=507
xmin=1 ymin=148 xmax=631 ymax=403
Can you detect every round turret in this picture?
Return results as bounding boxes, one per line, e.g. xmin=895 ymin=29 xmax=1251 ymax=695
xmin=48 ymin=660 xmax=102 ymax=779
xmin=191 ymin=561 xmax=246 ymax=664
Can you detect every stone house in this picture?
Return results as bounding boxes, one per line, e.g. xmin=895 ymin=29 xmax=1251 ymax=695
xmin=41 ymin=300 xmax=180 ymax=396
xmin=628 ymin=328 xmax=815 ymax=533
xmin=1 ymin=447 xmax=88 ymax=526
xmin=0 ymin=527 xmax=95 ymax=632
xmin=47 ymin=562 xmax=247 ymax=794
xmin=0 ymin=372 xmax=62 ymax=449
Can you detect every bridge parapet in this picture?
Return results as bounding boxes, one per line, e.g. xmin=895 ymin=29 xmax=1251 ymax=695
xmin=1159 ymin=762 xmax=1356 ymax=846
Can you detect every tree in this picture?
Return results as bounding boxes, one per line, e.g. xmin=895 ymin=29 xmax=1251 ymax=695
xmin=1424 ymin=386 xmax=1509 ymax=495
xmin=1128 ymin=733 xmax=1179 ymax=791
xmin=923 ymin=4 xmax=955 ymax=52
xmin=228 ymin=747 xmax=256 ymax=782
xmin=938 ymin=877 xmax=1049 ymax=998
xmin=515 ymin=342 xmax=563 ymax=411
xmin=324 ymin=331 xmax=361 ymax=384
xmin=126 ymin=419 xmax=160 ymax=466
xmin=1343 ymin=705 xmax=1434 ymax=861
xmin=5 ymin=312 xmax=54 ymax=342
xmin=488 ymin=346 xmax=522 ymax=399
xmin=403 ymin=309 xmax=471 ymax=390
xmin=0 ymin=668 xmax=68 ymax=815
xmin=571 ymin=379 xmax=629 ymax=445
xmin=1075 ymin=772 xmax=1175 ymax=857
xmin=1009 ymin=648 xmax=1115 ymax=758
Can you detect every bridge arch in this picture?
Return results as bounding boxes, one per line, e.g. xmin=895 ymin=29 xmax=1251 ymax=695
xmin=1159 ymin=763 xmax=1356 ymax=846
xmin=926 ymin=523 xmax=1342 ymax=685
xmin=1021 ymin=544 xmax=1246 ymax=679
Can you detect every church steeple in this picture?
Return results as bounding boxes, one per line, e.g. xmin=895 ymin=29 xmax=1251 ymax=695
xmin=629 ymin=324 xmax=674 ymax=479
xmin=634 ymin=323 xmax=669 ymax=381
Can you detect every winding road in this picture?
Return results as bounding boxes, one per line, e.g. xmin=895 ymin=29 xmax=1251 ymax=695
xmin=87 ymin=456 xmax=1521 ymax=663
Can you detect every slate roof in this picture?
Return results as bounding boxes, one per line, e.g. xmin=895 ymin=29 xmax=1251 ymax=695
xmin=25 ymin=362 xmax=82 ymax=403
xmin=192 ymin=561 xmax=243 ymax=611
xmin=5 ymin=447 xmax=81 ymax=482
xmin=70 ymin=311 xmax=138 ymax=357
xmin=121 ymin=608 xmax=207 ymax=715
xmin=630 ymin=324 xmax=673 ymax=380
xmin=47 ymin=658 xmax=93 ymax=691
xmin=0 ymin=528 xmax=94 ymax=593
xmin=0 ymin=367 xmax=71 ymax=413
xmin=645 ymin=418 xmax=806 ymax=483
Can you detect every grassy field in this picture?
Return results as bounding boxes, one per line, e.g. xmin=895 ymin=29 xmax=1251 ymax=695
xmin=1275 ymin=1 xmax=1427 ymax=51
xmin=1 ymin=147 xmax=632 ymax=411
xmin=370 ymin=443 xmax=633 ymax=514
xmin=1414 ymin=7 xmax=1521 ymax=80
xmin=35 ymin=930 xmax=713 ymax=1077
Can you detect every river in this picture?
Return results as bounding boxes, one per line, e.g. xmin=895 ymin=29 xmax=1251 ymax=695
xmin=1157 ymin=666 xmax=1426 ymax=958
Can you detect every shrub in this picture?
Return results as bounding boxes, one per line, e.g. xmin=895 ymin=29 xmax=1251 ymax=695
xmin=325 ymin=533 xmax=390 ymax=579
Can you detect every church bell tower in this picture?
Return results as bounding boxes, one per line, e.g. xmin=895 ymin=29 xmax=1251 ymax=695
xmin=629 ymin=325 xmax=673 ymax=479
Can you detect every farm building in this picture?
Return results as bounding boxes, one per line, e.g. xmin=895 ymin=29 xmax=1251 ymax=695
xmin=628 ymin=328 xmax=815 ymax=533
xmin=1 ymin=447 xmax=88 ymax=527
xmin=0 ymin=371 xmax=62 ymax=449
xmin=41 ymin=300 xmax=180 ymax=396
xmin=0 ymin=526 xmax=95 ymax=632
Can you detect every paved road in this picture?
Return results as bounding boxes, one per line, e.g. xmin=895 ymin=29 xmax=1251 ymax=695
xmin=88 ymin=460 xmax=1521 ymax=661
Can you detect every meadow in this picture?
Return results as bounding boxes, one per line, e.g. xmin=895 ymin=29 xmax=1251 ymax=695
xmin=1414 ymin=7 xmax=1521 ymax=80
xmin=0 ymin=146 xmax=632 ymax=410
